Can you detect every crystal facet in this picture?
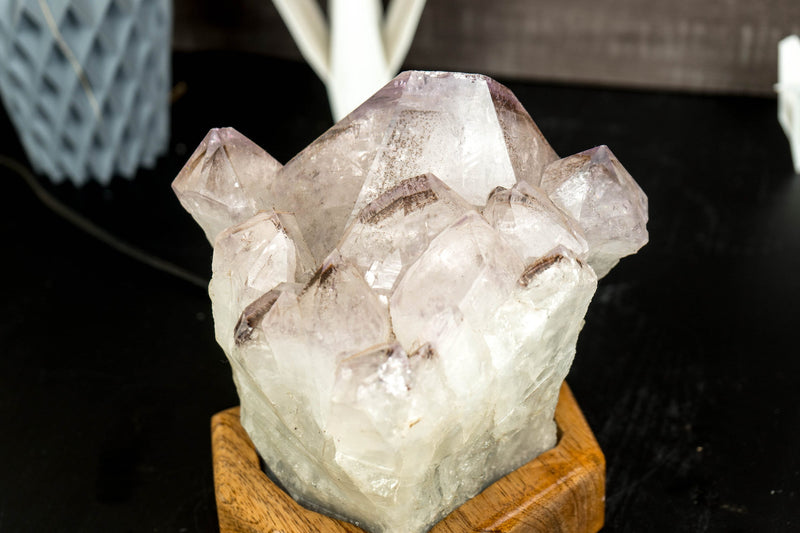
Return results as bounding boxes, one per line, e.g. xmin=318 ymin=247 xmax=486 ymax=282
xmin=540 ymin=145 xmax=649 ymax=277
xmin=173 ymin=71 xmax=648 ymax=533
xmin=483 ymin=181 xmax=589 ymax=262
xmin=338 ymin=173 xmax=476 ymax=298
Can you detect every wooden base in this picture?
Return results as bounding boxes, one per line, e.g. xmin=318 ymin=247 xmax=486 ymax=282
xmin=211 ymin=382 xmax=605 ymax=533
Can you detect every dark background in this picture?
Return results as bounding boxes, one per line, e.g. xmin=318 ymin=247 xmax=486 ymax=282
xmin=1 ymin=48 xmax=799 ymax=531
xmin=173 ymin=0 xmax=800 ymax=96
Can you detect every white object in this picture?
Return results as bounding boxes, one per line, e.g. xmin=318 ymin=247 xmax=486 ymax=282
xmin=272 ymin=0 xmax=426 ymax=120
xmin=173 ymin=71 xmax=650 ymax=533
xmin=777 ymin=35 xmax=800 ymax=174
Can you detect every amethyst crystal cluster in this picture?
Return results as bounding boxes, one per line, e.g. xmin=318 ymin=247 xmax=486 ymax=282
xmin=173 ymin=71 xmax=647 ymax=533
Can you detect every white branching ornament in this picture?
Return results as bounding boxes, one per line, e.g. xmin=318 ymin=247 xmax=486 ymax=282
xmin=272 ymin=0 xmax=427 ymax=120
xmin=778 ymin=35 xmax=800 ymax=174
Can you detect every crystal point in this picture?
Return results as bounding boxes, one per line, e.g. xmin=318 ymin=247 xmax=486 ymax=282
xmin=540 ymin=145 xmax=649 ymax=277
xmin=486 ymin=78 xmax=559 ymax=185
xmin=172 ymin=127 xmax=282 ymax=243
xmin=270 ymin=71 xmax=556 ymax=263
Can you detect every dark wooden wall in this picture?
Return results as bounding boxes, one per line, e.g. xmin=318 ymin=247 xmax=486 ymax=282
xmin=173 ymin=0 xmax=800 ymax=96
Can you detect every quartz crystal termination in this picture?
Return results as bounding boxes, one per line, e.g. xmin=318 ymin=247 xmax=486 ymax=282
xmin=540 ymin=145 xmax=648 ymax=277
xmin=172 ymin=71 xmax=649 ymax=533
xmin=173 ymin=127 xmax=282 ymax=243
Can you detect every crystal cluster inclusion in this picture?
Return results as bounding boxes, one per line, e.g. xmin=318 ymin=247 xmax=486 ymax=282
xmin=173 ymin=71 xmax=648 ymax=533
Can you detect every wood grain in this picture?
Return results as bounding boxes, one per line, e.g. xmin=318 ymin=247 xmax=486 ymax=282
xmin=211 ymin=382 xmax=604 ymax=533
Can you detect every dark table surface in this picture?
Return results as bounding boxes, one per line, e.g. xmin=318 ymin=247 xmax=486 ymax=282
xmin=1 ymin=51 xmax=798 ymax=533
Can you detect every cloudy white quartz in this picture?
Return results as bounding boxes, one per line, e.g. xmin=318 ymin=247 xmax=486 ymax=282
xmin=173 ymin=71 xmax=648 ymax=533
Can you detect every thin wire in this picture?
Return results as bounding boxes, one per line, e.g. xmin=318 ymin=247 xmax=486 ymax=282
xmin=0 ymin=155 xmax=209 ymax=289
xmin=38 ymin=0 xmax=102 ymax=121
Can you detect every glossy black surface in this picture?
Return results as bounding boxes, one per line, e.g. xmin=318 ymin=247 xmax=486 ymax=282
xmin=1 ymin=51 xmax=798 ymax=532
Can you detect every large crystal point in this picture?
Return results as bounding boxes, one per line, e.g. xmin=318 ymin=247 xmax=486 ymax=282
xmin=173 ymin=71 xmax=649 ymax=533
xmin=269 ymin=71 xmax=558 ymax=263
xmin=172 ymin=127 xmax=282 ymax=243
xmin=540 ymin=145 xmax=649 ymax=277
